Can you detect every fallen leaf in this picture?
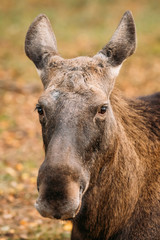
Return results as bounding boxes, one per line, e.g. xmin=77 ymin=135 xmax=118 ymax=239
xmin=9 ymin=229 xmax=15 ymax=234
xmin=21 ymin=173 xmax=29 ymax=181
xmin=1 ymin=225 xmax=10 ymax=232
xmin=15 ymin=163 xmax=23 ymax=171
xmin=5 ymin=167 xmax=16 ymax=177
xmin=20 ymin=233 xmax=28 ymax=239
xmin=63 ymin=221 xmax=72 ymax=231
xmin=3 ymin=213 xmax=13 ymax=219
xmin=20 ymin=219 xmax=28 ymax=226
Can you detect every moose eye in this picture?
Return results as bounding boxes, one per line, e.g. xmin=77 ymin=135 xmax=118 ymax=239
xmin=99 ymin=105 xmax=108 ymax=114
xmin=35 ymin=104 xmax=44 ymax=115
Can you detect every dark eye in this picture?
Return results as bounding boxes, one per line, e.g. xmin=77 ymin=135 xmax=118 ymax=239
xmin=35 ymin=104 xmax=44 ymax=115
xmin=107 ymin=49 xmax=112 ymax=57
xmin=99 ymin=105 xmax=108 ymax=114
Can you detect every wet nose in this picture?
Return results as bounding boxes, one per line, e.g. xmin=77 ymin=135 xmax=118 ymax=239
xmin=35 ymin=180 xmax=82 ymax=220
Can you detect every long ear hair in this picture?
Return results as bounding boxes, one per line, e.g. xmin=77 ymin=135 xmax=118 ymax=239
xmin=95 ymin=11 xmax=136 ymax=68
xmin=25 ymin=14 xmax=58 ymax=70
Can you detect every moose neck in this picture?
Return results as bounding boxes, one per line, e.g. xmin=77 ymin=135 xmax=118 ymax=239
xmin=75 ymin=88 xmax=153 ymax=239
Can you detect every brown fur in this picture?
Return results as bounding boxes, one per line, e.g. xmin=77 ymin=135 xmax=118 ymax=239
xmin=25 ymin=11 xmax=160 ymax=240
xmin=72 ymin=90 xmax=160 ymax=240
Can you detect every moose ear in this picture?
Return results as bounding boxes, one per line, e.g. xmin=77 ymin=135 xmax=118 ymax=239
xmin=25 ymin=14 xmax=58 ymax=70
xmin=96 ymin=11 xmax=136 ymax=68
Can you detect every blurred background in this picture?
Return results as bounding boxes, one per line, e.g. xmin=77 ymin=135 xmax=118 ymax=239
xmin=0 ymin=0 xmax=160 ymax=239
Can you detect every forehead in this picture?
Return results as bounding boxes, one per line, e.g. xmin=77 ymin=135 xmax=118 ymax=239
xmin=44 ymin=55 xmax=109 ymax=92
xmin=48 ymin=55 xmax=106 ymax=72
xmin=39 ymin=55 xmax=110 ymax=104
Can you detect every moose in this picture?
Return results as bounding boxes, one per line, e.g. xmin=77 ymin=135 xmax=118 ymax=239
xmin=25 ymin=11 xmax=160 ymax=240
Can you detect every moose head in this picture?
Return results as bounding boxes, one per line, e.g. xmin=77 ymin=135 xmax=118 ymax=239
xmin=25 ymin=11 xmax=136 ymax=221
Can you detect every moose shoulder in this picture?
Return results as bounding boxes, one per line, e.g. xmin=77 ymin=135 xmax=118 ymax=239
xmin=25 ymin=11 xmax=160 ymax=240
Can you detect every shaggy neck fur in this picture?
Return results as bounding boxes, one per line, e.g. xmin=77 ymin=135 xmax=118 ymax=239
xmin=73 ymin=88 xmax=160 ymax=240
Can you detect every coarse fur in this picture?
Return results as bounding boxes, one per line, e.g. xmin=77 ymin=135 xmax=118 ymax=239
xmin=25 ymin=11 xmax=160 ymax=240
xmin=71 ymin=90 xmax=160 ymax=240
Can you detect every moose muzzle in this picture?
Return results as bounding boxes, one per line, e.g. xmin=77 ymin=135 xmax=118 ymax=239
xmin=35 ymin=161 xmax=89 ymax=220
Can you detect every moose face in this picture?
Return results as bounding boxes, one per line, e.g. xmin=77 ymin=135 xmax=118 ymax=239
xmin=35 ymin=55 xmax=118 ymax=220
xmin=25 ymin=11 xmax=136 ymax=220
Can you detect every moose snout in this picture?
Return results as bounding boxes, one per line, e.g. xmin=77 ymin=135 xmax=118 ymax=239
xmin=36 ymin=164 xmax=89 ymax=220
xmin=35 ymin=180 xmax=83 ymax=220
